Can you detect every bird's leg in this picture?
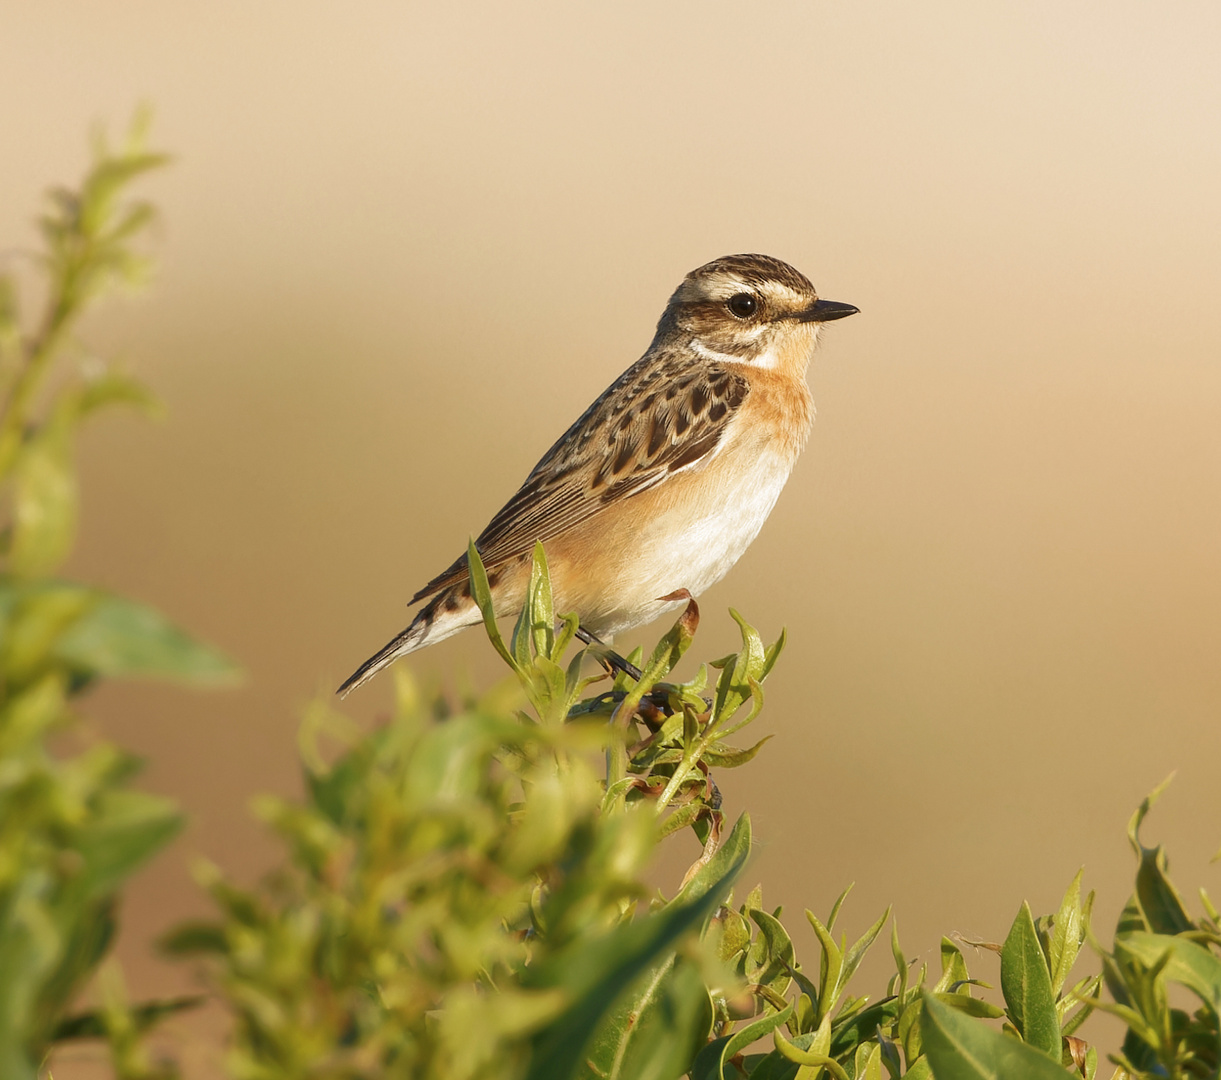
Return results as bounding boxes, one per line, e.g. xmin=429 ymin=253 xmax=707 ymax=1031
xmin=573 ymin=626 xmax=681 ymax=728
xmin=575 ymin=625 xmax=644 ymax=681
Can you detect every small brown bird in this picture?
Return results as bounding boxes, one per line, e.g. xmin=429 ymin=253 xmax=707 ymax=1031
xmin=339 ymin=254 xmax=857 ymax=695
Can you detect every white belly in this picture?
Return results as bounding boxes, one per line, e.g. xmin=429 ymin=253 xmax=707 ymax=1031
xmin=585 ymin=446 xmax=795 ymax=636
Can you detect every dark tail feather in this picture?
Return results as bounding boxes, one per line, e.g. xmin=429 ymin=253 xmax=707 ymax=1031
xmin=336 ymin=612 xmax=429 ymax=698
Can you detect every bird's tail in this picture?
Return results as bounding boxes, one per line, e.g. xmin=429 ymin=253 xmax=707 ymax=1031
xmin=337 ymin=586 xmax=478 ymax=697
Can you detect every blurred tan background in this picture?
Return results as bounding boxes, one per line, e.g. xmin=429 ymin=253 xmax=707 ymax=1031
xmin=4 ymin=0 xmax=1220 ymax=1073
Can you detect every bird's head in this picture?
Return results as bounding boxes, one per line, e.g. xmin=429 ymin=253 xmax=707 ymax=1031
xmin=656 ymin=253 xmax=858 ymax=377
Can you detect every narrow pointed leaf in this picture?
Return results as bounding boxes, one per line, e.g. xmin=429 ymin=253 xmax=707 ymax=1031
xmin=921 ymin=992 xmax=1076 ymax=1080
xmin=467 ymin=538 xmax=517 ymax=671
xmin=690 ymin=1003 xmax=794 ymax=1080
xmin=1000 ymin=902 xmax=1061 ymax=1059
xmin=1048 ymin=870 xmax=1084 ymax=996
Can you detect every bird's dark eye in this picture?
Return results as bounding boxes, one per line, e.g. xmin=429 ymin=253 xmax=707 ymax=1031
xmin=726 ymin=292 xmax=758 ymax=319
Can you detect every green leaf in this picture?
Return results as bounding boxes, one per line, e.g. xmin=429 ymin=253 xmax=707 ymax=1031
xmin=920 ymin=992 xmax=1076 ymax=1080
xmin=928 ymin=992 xmax=1004 ymax=1019
xmin=1114 ymin=931 xmax=1221 ymax=1014
xmin=891 ymin=919 xmax=910 ymax=1005
xmin=749 ymin=908 xmax=796 ymax=1001
xmin=75 ymin=789 xmax=184 ymax=899
xmin=657 ymin=800 xmax=704 ymax=840
xmin=467 ymin=538 xmax=517 ymax=672
xmin=1000 ymin=902 xmax=1061 ymax=1058
xmin=1114 ymin=894 xmax=1145 ymax=938
xmin=854 ymin=1042 xmax=883 ymax=1080
xmin=524 ymin=849 xmax=748 ymax=1080
xmin=1126 ymin=782 xmax=1195 ymax=935
xmin=772 ymin=1019 xmax=850 ymax=1078
xmin=678 ymin=815 xmax=753 ymax=908
xmin=840 ymin=905 xmax=892 ymax=1000
xmin=54 ymin=589 xmax=240 ymax=684
xmin=9 ymin=421 xmax=78 ymax=577
xmin=690 ymin=1003 xmax=795 ymax=1080
xmin=826 ymin=884 xmax=852 ymax=934
xmin=805 ymin=910 xmax=843 ymax=1022
xmin=647 ymin=593 xmax=701 ymax=674
xmin=16 ymin=896 xmax=117 ymax=1064
xmin=759 ymin=626 xmax=786 ymax=681
xmin=76 ymin=368 xmax=162 ymax=420
xmin=934 ymin=936 xmax=972 ymax=994
xmin=156 ymin=921 xmax=229 ymax=956
xmin=1135 ymin=870 xmax=1194 ymax=935
xmin=579 ymin=954 xmax=712 ymax=1080
xmin=1048 ymin=870 xmax=1084 ymax=997
xmin=0 ymin=580 xmax=238 ymax=686
xmin=714 ymin=905 xmax=752 ymax=965
xmin=828 ymin=998 xmax=903 ymax=1058
xmin=702 ymin=735 xmax=774 ymax=768
xmin=52 ymin=994 xmax=202 ymax=1041
xmin=711 ymin=609 xmax=767 ymax=728
xmin=613 ymin=600 xmax=701 ymax=734
xmin=0 ymin=581 xmax=94 ymax=686
xmin=510 ymin=543 xmax=554 ymax=669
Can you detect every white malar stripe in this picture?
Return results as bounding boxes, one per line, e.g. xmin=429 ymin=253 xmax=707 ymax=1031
xmin=690 ymin=337 xmax=781 ymax=370
xmin=688 ymin=339 xmax=742 ymax=365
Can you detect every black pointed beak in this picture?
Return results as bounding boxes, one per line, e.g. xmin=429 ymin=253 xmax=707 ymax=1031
xmin=799 ymin=299 xmax=860 ymax=323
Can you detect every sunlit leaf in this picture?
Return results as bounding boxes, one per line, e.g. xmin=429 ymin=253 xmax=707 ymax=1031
xmin=1048 ymin=870 xmax=1085 ymax=997
xmin=920 ymin=992 xmax=1075 ymax=1080
xmin=1000 ymin=902 xmax=1060 ymax=1058
xmin=579 ymin=955 xmax=712 ymax=1080
xmin=55 ymin=590 xmax=240 ymax=684
xmin=524 ymin=858 xmax=746 ymax=1080
xmin=690 ymin=1003 xmax=794 ymax=1080
xmin=9 ymin=424 xmax=78 ymax=577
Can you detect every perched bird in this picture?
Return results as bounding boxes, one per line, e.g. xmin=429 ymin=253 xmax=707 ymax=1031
xmin=339 ymin=254 xmax=857 ymax=695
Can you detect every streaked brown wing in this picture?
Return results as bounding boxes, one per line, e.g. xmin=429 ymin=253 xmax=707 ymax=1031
xmin=409 ymin=349 xmax=750 ymax=604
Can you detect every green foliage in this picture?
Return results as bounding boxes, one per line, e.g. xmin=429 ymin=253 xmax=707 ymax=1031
xmin=165 ymin=543 xmax=779 ymax=1079
xmin=910 ymin=778 xmax=1221 ymax=1080
xmin=1087 ymin=779 xmax=1221 ymax=1079
xmin=0 ymin=120 xmax=236 ymax=1079
xmin=165 ymin=537 xmax=1220 ymax=1080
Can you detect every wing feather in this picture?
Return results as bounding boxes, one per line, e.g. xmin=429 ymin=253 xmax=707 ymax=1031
xmin=409 ymin=349 xmax=749 ymax=604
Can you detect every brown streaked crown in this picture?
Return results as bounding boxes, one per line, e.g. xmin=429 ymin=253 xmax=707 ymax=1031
xmin=684 ymin=253 xmax=817 ymax=297
xmin=654 ymin=254 xmax=823 ymax=360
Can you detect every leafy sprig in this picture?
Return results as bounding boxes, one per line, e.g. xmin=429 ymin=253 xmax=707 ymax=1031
xmin=0 ymin=119 xmax=235 ymax=1080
